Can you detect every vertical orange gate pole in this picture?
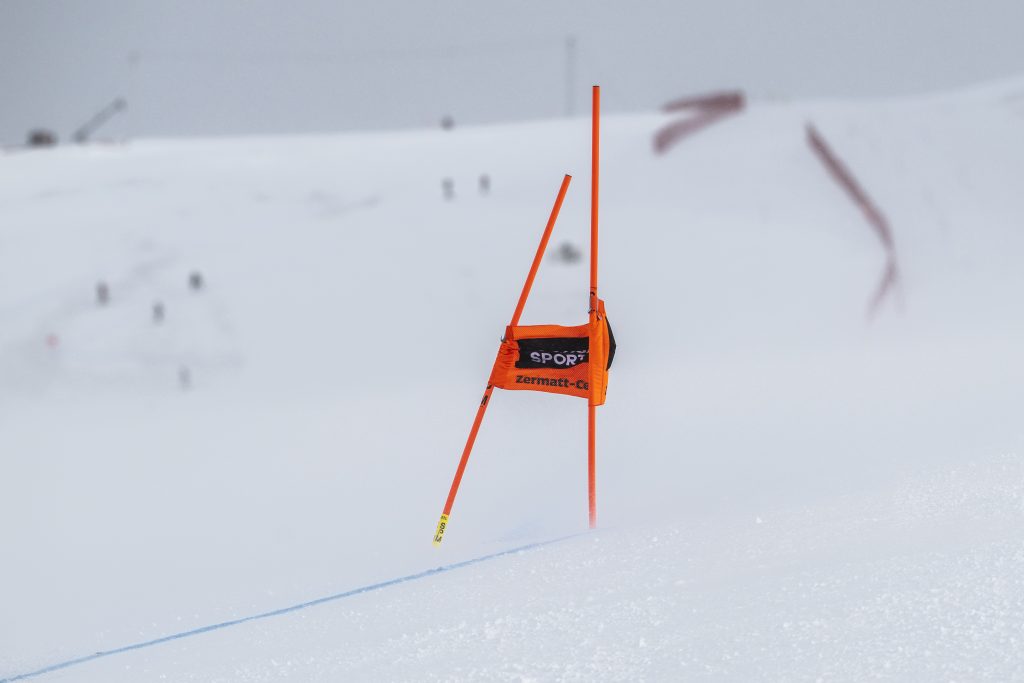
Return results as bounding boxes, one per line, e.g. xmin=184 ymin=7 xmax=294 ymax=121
xmin=433 ymin=174 xmax=573 ymax=546
xmin=588 ymin=85 xmax=600 ymax=529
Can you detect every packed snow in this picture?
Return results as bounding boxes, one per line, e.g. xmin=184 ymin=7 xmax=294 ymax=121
xmin=2 ymin=78 xmax=1024 ymax=680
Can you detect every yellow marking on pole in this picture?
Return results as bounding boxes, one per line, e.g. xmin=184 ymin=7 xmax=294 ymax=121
xmin=432 ymin=514 xmax=450 ymax=547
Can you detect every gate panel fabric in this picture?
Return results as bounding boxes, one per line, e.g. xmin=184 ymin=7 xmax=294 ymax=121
xmin=489 ymin=300 xmax=613 ymax=406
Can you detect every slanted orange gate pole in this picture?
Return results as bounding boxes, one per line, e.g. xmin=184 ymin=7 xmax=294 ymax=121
xmin=588 ymin=85 xmax=600 ymax=530
xmin=433 ymin=174 xmax=573 ymax=546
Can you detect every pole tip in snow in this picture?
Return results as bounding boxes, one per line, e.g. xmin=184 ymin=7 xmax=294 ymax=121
xmin=432 ymin=514 xmax=450 ymax=547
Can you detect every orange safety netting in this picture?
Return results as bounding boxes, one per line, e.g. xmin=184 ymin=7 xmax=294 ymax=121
xmin=489 ymin=300 xmax=614 ymax=406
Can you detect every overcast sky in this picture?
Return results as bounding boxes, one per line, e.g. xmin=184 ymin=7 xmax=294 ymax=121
xmin=3 ymin=0 xmax=1024 ymax=143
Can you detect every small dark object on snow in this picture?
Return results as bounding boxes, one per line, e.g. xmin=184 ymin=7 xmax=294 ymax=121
xmin=96 ymin=281 xmax=110 ymax=305
xmin=27 ymin=129 xmax=57 ymax=147
xmin=554 ymin=242 xmax=582 ymax=264
xmin=440 ymin=115 xmax=455 ymax=131
xmin=152 ymin=301 xmax=165 ymax=324
xmin=178 ymin=366 xmax=191 ymax=390
xmin=479 ymin=174 xmax=490 ymax=195
xmin=188 ymin=271 xmax=204 ymax=291
xmin=442 ymin=178 xmax=455 ymax=201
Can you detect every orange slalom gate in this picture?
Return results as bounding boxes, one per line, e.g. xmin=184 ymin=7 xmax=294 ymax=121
xmin=588 ymin=85 xmax=601 ymax=529
xmin=433 ymin=86 xmax=612 ymax=546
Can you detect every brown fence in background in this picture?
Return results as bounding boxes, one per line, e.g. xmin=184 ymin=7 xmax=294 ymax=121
xmin=806 ymin=123 xmax=900 ymax=318
xmin=653 ymin=91 xmax=745 ymax=154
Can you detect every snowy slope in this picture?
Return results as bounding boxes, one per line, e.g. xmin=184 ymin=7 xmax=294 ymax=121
xmin=2 ymin=78 xmax=1024 ymax=680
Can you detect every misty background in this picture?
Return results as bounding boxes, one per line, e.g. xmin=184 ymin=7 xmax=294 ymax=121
xmin=4 ymin=0 xmax=1024 ymax=144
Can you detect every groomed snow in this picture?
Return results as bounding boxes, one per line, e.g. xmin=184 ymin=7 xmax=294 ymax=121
xmin=2 ymin=78 xmax=1024 ymax=680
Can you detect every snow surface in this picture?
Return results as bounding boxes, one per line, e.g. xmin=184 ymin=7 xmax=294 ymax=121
xmin=3 ymin=78 xmax=1024 ymax=680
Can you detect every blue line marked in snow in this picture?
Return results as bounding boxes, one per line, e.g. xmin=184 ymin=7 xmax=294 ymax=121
xmin=2 ymin=532 xmax=586 ymax=682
